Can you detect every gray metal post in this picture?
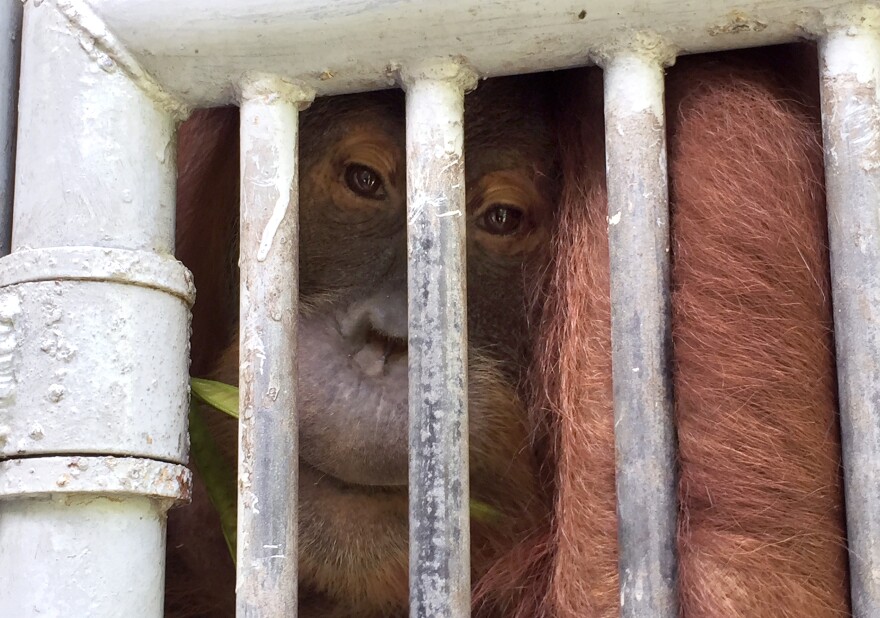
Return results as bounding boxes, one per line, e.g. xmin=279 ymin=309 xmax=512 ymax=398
xmin=0 ymin=2 xmax=192 ymax=615
xmin=400 ymin=60 xmax=477 ymax=618
xmin=599 ymin=42 xmax=680 ymax=618
xmin=818 ymin=14 xmax=880 ymax=616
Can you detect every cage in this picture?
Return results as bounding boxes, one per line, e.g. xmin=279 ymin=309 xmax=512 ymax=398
xmin=0 ymin=0 xmax=877 ymax=616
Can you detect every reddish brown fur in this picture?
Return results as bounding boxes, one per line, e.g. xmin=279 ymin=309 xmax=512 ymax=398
xmin=669 ymin=54 xmax=848 ymax=617
xmin=170 ymin=45 xmax=850 ymax=617
xmin=524 ymin=47 xmax=849 ymax=616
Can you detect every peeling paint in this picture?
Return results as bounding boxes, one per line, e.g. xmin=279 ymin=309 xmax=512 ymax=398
xmin=256 ymin=187 xmax=289 ymax=262
xmin=402 ymin=62 xmax=471 ymax=617
xmin=0 ymin=293 xmax=20 ymax=407
xmin=237 ymin=73 xmax=302 ymax=614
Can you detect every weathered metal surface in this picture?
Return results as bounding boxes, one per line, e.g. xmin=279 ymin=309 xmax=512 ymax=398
xmin=0 ymin=494 xmax=173 ymax=617
xmin=0 ymin=0 xmax=22 ymax=256
xmin=0 ymin=456 xmax=192 ymax=502
xmin=601 ymin=44 xmax=680 ymax=618
xmin=816 ymin=7 xmax=880 ymax=615
xmin=80 ymin=0 xmax=852 ymax=105
xmin=400 ymin=60 xmax=476 ymax=618
xmin=0 ymin=246 xmax=195 ymax=301
xmin=0 ymin=2 xmax=192 ymax=616
xmin=12 ymin=0 xmax=180 ymax=252
xmin=237 ymin=75 xmax=313 ymax=618
xmin=0 ymin=269 xmax=192 ymax=462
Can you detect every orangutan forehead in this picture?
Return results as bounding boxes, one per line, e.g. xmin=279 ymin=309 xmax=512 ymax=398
xmin=298 ymin=76 xmax=557 ymax=180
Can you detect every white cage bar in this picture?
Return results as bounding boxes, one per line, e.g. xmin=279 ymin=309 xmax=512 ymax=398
xmin=237 ymin=75 xmax=312 ymax=617
xmin=0 ymin=0 xmax=192 ymax=615
xmin=1 ymin=0 xmax=878 ymax=616
xmin=818 ymin=6 xmax=880 ymax=613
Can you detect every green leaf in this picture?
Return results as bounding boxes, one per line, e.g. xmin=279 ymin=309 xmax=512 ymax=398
xmin=188 ymin=397 xmax=238 ymax=563
xmin=468 ymin=498 xmax=503 ymax=524
xmin=191 ymin=377 xmax=239 ymax=418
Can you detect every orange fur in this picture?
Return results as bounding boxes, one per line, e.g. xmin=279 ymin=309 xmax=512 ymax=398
xmin=523 ymin=48 xmax=849 ymax=616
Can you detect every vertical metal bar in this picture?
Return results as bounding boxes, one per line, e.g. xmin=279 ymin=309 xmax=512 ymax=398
xmin=399 ymin=61 xmax=477 ymax=618
xmin=237 ymin=75 xmax=313 ymax=617
xmin=0 ymin=0 xmax=22 ymax=257
xmin=819 ymin=22 xmax=880 ymax=617
xmin=602 ymin=49 xmax=679 ymax=618
xmin=0 ymin=1 xmax=191 ymax=615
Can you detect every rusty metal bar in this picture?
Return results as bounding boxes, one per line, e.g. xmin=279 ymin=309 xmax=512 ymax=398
xmin=601 ymin=46 xmax=680 ymax=618
xmin=399 ymin=61 xmax=477 ymax=618
xmin=818 ymin=15 xmax=880 ymax=616
xmin=237 ymin=75 xmax=313 ymax=618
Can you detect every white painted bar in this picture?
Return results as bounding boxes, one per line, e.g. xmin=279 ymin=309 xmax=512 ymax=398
xmin=0 ymin=0 xmax=22 ymax=256
xmin=601 ymin=44 xmax=679 ymax=618
xmin=85 ymin=0 xmax=848 ymax=105
xmin=12 ymin=1 xmax=185 ymax=252
xmin=3 ymin=0 xmax=192 ymax=462
xmin=1 ymin=497 xmax=169 ymax=616
xmin=0 ymin=456 xmax=190 ymax=618
xmin=817 ymin=7 xmax=880 ymax=615
xmin=237 ymin=75 xmax=313 ymax=617
xmin=400 ymin=60 xmax=476 ymax=618
xmin=0 ymin=1 xmax=192 ymax=615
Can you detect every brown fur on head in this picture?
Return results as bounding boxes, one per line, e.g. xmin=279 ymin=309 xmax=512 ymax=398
xmin=170 ymin=44 xmax=850 ymax=618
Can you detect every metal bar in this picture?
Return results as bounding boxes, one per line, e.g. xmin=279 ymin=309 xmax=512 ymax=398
xmin=0 ymin=1 xmax=192 ymax=615
xmin=601 ymin=46 xmax=679 ymax=618
xmin=237 ymin=75 xmax=313 ymax=618
xmin=0 ymin=0 xmax=22 ymax=257
xmin=400 ymin=61 xmax=476 ymax=618
xmin=818 ymin=16 xmax=880 ymax=617
xmin=87 ymin=0 xmax=849 ymax=105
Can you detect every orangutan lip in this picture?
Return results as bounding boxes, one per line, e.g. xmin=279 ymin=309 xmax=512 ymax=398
xmin=349 ymin=327 xmax=408 ymax=377
xmin=301 ymin=461 xmax=407 ymax=494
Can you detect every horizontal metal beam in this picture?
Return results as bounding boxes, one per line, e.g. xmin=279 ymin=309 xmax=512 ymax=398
xmin=83 ymin=0 xmax=852 ymax=106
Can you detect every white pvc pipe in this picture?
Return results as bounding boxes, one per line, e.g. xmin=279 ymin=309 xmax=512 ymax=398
xmin=400 ymin=60 xmax=476 ymax=618
xmin=601 ymin=44 xmax=679 ymax=618
xmin=817 ymin=8 xmax=880 ymax=615
xmin=83 ymin=0 xmax=849 ymax=105
xmin=0 ymin=456 xmax=190 ymax=618
xmin=237 ymin=75 xmax=313 ymax=617
xmin=4 ymin=0 xmax=192 ymax=464
xmin=0 ymin=1 xmax=192 ymax=615
xmin=0 ymin=0 xmax=22 ymax=256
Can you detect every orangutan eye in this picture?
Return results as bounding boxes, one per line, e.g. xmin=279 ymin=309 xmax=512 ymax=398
xmin=344 ymin=164 xmax=386 ymax=200
xmin=479 ymin=204 xmax=526 ymax=236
